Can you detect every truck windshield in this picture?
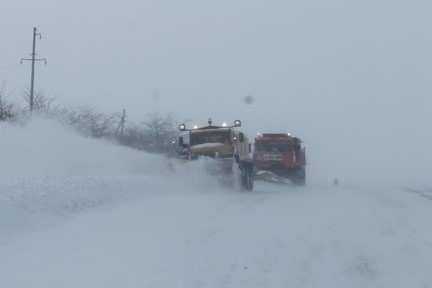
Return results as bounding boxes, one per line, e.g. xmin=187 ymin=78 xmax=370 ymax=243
xmin=190 ymin=130 xmax=231 ymax=146
xmin=255 ymin=142 xmax=291 ymax=152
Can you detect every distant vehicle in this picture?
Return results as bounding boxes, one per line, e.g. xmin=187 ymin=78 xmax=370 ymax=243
xmin=175 ymin=119 xmax=254 ymax=190
xmin=253 ymin=133 xmax=306 ymax=185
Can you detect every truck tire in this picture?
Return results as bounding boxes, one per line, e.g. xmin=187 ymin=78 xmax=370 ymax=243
xmin=240 ymin=162 xmax=254 ymax=191
xmin=291 ymin=167 xmax=306 ymax=186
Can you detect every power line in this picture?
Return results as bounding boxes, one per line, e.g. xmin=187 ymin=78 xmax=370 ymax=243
xmin=20 ymin=27 xmax=47 ymax=112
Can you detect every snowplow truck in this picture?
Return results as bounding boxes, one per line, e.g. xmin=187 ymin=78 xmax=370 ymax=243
xmin=175 ymin=119 xmax=254 ymax=190
xmin=253 ymin=133 xmax=306 ymax=185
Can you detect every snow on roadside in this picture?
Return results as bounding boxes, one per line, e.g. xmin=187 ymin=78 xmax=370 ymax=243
xmin=0 ymin=118 xmax=220 ymax=241
xmin=2 ymin=183 xmax=432 ymax=288
xmin=0 ymin=118 xmax=165 ymax=178
xmin=2 ymin=118 xmax=432 ymax=288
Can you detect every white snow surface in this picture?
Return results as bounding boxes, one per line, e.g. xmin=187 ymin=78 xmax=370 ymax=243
xmin=191 ymin=142 xmax=226 ymax=150
xmin=1 ymin=119 xmax=432 ymax=288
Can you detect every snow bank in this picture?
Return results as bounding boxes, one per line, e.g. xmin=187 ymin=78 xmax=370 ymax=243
xmin=2 ymin=118 xmax=432 ymax=288
xmin=0 ymin=118 xmax=220 ymax=240
xmin=0 ymin=118 xmax=164 ymax=178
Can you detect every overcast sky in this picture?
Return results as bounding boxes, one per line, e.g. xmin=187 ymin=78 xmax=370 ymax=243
xmin=1 ymin=0 xmax=431 ymax=184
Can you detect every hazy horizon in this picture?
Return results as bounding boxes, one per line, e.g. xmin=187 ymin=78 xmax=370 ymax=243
xmin=2 ymin=3 xmax=432 ymax=286
xmin=2 ymin=0 xmax=431 ymax=185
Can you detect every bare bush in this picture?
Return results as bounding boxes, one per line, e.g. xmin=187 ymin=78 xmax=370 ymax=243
xmin=141 ymin=113 xmax=176 ymax=153
xmin=7 ymin=88 xmax=178 ymax=155
xmin=118 ymin=123 xmax=148 ymax=150
xmin=53 ymin=106 xmax=120 ymax=139
xmin=22 ymin=90 xmax=55 ymax=113
xmin=0 ymin=90 xmax=16 ymax=121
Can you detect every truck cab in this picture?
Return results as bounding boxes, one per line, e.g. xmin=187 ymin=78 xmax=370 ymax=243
xmin=176 ymin=119 xmax=254 ymax=190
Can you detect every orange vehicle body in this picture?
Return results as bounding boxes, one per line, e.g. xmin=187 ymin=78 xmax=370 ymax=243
xmin=254 ymin=133 xmax=306 ymax=184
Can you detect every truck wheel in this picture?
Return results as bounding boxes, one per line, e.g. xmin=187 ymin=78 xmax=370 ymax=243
xmin=292 ymin=167 xmax=306 ymax=186
xmin=240 ymin=163 xmax=254 ymax=191
xmin=245 ymin=170 xmax=254 ymax=190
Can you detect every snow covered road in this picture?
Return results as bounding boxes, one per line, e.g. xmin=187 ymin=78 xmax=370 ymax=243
xmin=2 ymin=179 xmax=432 ymax=287
xmin=1 ymin=120 xmax=432 ymax=288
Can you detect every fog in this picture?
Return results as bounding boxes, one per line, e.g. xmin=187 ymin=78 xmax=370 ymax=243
xmin=1 ymin=0 xmax=431 ymax=186
xmin=0 ymin=118 xmax=218 ymax=240
xmin=1 ymin=119 xmax=432 ymax=288
xmin=2 ymin=1 xmax=432 ymax=281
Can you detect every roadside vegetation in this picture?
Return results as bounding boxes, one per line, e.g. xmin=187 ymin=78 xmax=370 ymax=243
xmin=0 ymin=88 xmax=177 ymax=154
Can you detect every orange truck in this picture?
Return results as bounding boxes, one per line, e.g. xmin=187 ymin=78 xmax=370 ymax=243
xmin=253 ymin=133 xmax=306 ymax=185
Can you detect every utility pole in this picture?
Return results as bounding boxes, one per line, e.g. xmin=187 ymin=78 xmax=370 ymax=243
xmin=20 ymin=27 xmax=47 ymax=112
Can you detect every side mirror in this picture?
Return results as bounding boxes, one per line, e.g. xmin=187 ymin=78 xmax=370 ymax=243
xmin=234 ymin=120 xmax=242 ymax=127
xmin=170 ymin=138 xmax=177 ymax=144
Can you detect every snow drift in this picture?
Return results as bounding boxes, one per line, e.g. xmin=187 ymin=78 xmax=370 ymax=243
xmin=1 ymin=118 xmax=432 ymax=288
xmin=0 ymin=118 xmax=164 ymax=177
xmin=0 ymin=118 xmax=218 ymax=239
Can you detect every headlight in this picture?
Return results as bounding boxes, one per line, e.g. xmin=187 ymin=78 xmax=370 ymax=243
xmin=234 ymin=120 xmax=242 ymax=127
xmin=178 ymin=124 xmax=186 ymax=131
